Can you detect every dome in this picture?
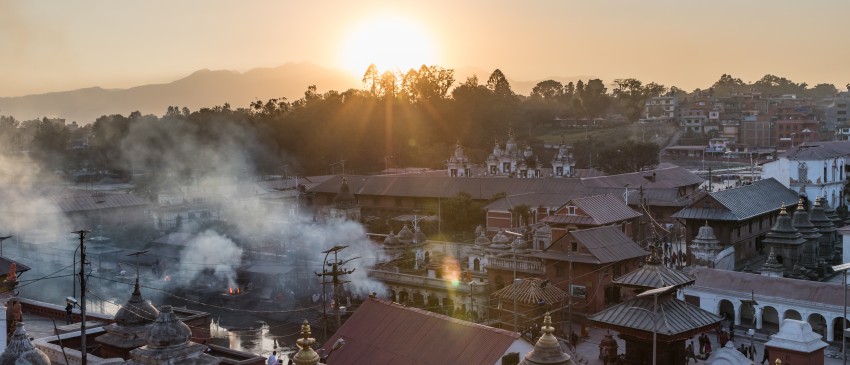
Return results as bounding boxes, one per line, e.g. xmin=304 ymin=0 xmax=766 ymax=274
xmin=383 ymin=231 xmax=400 ymax=246
xmin=519 ymin=313 xmax=571 ymax=365
xmin=0 ymin=323 xmax=50 ymax=365
xmin=474 ymin=232 xmax=491 ymax=246
xmin=692 ymin=221 xmax=721 ymax=248
xmin=114 ymin=278 xmax=160 ymax=327
xmin=332 ymin=177 xmax=357 ymax=209
xmin=511 ymin=235 xmax=527 ymax=249
xmin=145 ymin=305 xmax=192 ymax=349
xmin=412 ymin=227 xmax=427 ymax=244
xmin=397 ymin=224 xmax=414 ymax=243
xmin=492 ymin=230 xmax=510 ymax=244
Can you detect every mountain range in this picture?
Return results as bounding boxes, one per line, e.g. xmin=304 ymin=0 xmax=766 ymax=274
xmin=0 ymin=62 xmax=589 ymax=124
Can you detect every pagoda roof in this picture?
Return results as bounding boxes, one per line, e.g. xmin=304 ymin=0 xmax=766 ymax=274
xmin=491 ymin=278 xmax=568 ymax=305
xmin=588 ymin=295 xmax=722 ymax=341
xmin=612 ymin=246 xmax=695 ymax=289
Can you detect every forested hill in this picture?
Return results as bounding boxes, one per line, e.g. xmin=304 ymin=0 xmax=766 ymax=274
xmin=0 ymin=62 xmax=359 ymax=123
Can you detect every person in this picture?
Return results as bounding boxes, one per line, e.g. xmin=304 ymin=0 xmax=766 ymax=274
xmin=267 ymin=350 xmax=277 ymax=365
xmin=704 ymin=338 xmax=712 ymax=356
xmin=65 ymin=300 xmax=74 ymax=325
xmin=601 ymin=347 xmax=609 ymax=365
xmin=686 ymin=340 xmax=697 ymax=363
xmin=729 ymin=322 xmax=735 ymax=341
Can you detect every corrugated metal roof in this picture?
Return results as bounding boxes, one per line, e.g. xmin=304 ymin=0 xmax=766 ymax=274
xmin=11 ymin=190 xmax=151 ymax=214
xmin=672 ymin=178 xmax=799 ymax=221
xmin=779 ymin=141 xmax=850 ymax=160
xmin=579 ymin=163 xmax=704 ymax=189
xmin=308 ymin=164 xmax=703 ymax=201
xmin=589 ymin=295 xmax=722 ymax=337
xmin=690 ymin=267 xmax=846 ymax=307
xmin=570 ymin=194 xmax=642 ymax=225
xmin=540 ymin=215 xmax=596 ymax=225
xmin=484 ymin=193 xmax=575 ymax=211
xmin=670 ymin=207 xmax=740 ymax=221
xmin=0 ymin=256 xmax=30 ymax=275
xmin=569 ymin=226 xmax=648 ymax=264
xmin=319 ymin=298 xmax=522 ymax=365
xmin=491 ymin=278 xmax=568 ymax=305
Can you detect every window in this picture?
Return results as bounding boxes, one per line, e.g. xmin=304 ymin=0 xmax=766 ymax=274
xmin=567 ymin=206 xmax=577 ymax=215
xmin=571 ymin=242 xmax=578 ymax=252
xmin=570 ymin=285 xmax=587 ymax=298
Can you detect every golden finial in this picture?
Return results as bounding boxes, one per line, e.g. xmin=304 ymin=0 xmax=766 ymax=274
xmin=542 ymin=312 xmax=553 ymax=334
xmin=774 ymin=358 xmax=781 ymax=365
xmin=815 ymin=196 xmax=822 ymax=207
xmin=292 ymin=320 xmax=320 ymax=365
xmin=779 ymin=203 xmax=787 ymax=215
xmin=797 ymin=197 xmax=805 ymax=209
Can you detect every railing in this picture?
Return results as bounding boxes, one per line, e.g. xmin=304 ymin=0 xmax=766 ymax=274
xmin=367 ymin=270 xmax=488 ymax=294
xmin=485 ymin=257 xmax=545 ymax=274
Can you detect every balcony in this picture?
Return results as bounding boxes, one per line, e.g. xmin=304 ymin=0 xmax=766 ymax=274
xmin=485 ymin=257 xmax=546 ymax=275
xmin=367 ymin=269 xmax=488 ymax=294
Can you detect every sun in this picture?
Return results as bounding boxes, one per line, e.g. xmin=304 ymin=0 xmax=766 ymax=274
xmin=340 ymin=16 xmax=438 ymax=77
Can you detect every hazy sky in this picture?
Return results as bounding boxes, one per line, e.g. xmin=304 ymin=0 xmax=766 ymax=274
xmin=2 ymin=0 xmax=849 ymax=97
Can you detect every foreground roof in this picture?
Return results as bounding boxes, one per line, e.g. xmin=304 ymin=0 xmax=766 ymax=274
xmin=319 ymin=298 xmax=524 ymax=365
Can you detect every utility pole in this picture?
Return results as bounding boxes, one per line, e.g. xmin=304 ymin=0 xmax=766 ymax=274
xmin=73 ymin=230 xmax=90 ymax=365
xmin=316 ymin=246 xmax=356 ymax=339
xmin=0 ymin=235 xmax=12 ymax=256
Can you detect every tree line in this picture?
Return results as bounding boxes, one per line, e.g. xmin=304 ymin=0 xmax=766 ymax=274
xmin=0 ymin=67 xmax=844 ymax=190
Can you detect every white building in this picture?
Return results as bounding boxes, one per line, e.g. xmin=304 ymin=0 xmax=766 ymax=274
xmin=641 ymin=95 xmax=678 ymax=123
xmin=761 ymin=141 xmax=850 ymax=208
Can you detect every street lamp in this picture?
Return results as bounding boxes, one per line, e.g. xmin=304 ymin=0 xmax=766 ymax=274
xmin=635 ymin=285 xmax=677 ymax=365
xmin=320 ymin=338 xmax=346 ymax=363
xmin=832 ymin=262 xmax=850 ymax=365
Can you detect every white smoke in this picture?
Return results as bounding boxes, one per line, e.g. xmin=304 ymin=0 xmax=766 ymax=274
xmin=177 ymin=229 xmax=243 ymax=288
xmin=0 ymin=153 xmax=73 ymax=244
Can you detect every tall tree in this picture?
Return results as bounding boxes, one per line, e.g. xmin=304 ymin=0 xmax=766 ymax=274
xmin=530 ymin=80 xmax=564 ymax=101
xmin=612 ymin=78 xmax=666 ymax=122
xmin=486 ymin=69 xmax=515 ymax=99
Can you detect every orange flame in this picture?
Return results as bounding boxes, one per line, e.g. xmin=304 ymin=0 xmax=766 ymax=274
xmin=229 ymin=287 xmax=233 ymax=294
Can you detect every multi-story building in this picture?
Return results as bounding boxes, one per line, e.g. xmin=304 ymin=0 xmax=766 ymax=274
xmin=641 ymin=95 xmax=677 ymax=123
xmin=761 ymin=141 xmax=850 ymax=208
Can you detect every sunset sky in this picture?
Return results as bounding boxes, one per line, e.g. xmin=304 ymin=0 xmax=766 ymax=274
xmin=2 ymin=0 xmax=849 ymax=97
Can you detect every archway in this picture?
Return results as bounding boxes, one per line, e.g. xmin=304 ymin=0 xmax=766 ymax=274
xmin=833 ymin=317 xmax=850 ymax=342
xmin=784 ymin=309 xmax=802 ymax=321
xmin=412 ymin=292 xmax=425 ymax=307
xmin=807 ymin=313 xmax=826 ymax=338
xmin=444 ymin=297 xmax=455 ymax=315
xmin=762 ymin=306 xmax=780 ymax=332
xmin=473 ymin=258 xmax=481 ymax=272
xmin=398 ymin=290 xmax=409 ymax=304
xmin=424 ymin=251 xmax=431 ymax=264
xmin=718 ymin=299 xmax=735 ymax=322
xmin=428 ymin=296 xmax=439 ymax=310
